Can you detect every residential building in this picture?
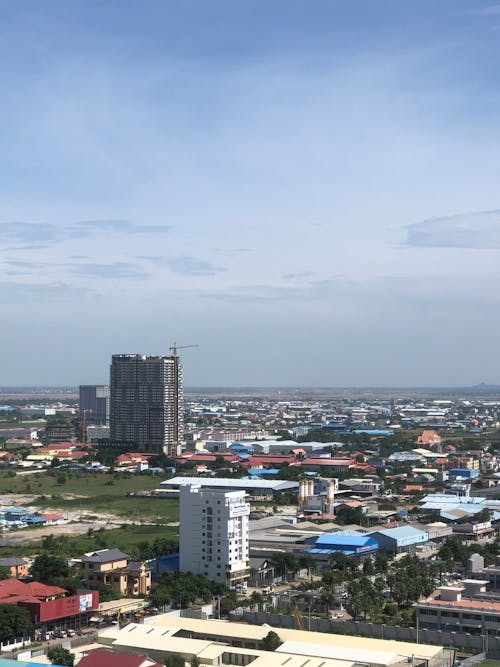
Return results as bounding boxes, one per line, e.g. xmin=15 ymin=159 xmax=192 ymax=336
xmin=416 ymin=430 xmax=442 ymax=449
xmin=109 ymin=353 xmax=184 ymax=456
xmin=179 ymin=485 xmax=250 ymax=588
xmin=79 ymin=385 xmax=110 ymax=426
xmin=81 ymin=549 xmax=151 ymax=597
xmin=0 ymin=557 xmax=28 ymax=578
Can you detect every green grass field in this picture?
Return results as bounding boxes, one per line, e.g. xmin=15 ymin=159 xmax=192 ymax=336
xmin=0 ymin=523 xmax=178 ymax=559
xmin=0 ymin=420 xmax=46 ymax=430
xmin=0 ymin=470 xmax=179 ymax=521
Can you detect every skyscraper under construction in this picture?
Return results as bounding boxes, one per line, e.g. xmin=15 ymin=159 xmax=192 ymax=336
xmin=109 ymin=353 xmax=184 ymax=456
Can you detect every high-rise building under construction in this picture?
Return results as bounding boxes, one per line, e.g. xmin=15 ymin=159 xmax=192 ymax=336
xmin=109 ymin=353 xmax=184 ymax=456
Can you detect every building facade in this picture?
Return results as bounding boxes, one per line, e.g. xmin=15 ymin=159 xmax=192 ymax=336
xmin=81 ymin=549 xmax=151 ymax=597
xmin=109 ymin=354 xmax=184 ymax=456
xmin=79 ymin=385 xmax=110 ymax=426
xmin=179 ymin=485 xmax=250 ymax=588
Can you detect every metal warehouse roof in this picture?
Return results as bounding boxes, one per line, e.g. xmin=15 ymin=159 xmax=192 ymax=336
xmin=313 ymin=532 xmax=374 ymax=547
xmin=420 ymin=493 xmax=485 ymax=505
xmin=160 ymin=476 xmax=299 ymax=491
xmin=370 ymin=526 xmax=427 ymax=540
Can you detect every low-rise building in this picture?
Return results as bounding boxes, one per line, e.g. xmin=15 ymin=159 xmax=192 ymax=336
xmin=93 ymin=616 xmax=449 ymax=667
xmin=369 ymin=526 xmax=428 ymax=553
xmin=307 ymin=531 xmax=379 ymax=558
xmin=81 ymin=549 xmax=151 ymax=597
xmin=0 ymin=578 xmax=98 ymax=630
xmin=415 ymin=584 xmax=500 ymax=636
xmin=0 ymin=557 xmax=28 ymax=578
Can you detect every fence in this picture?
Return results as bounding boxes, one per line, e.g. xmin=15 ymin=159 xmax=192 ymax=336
xmin=231 ymin=610 xmax=500 ymax=653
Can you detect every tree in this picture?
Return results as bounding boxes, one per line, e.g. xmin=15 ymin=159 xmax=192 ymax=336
xmin=0 ymin=604 xmax=33 ymax=642
xmin=191 ymin=657 xmax=201 ymax=667
xmin=271 ymin=553 xmax=299 ymax=581
xmin=0 ymin=566 xmax=11 ymax=580
xmin=298 ymin=554 xmax=316 ymax=578
xmin=30 ymin=553 xmax=69 ymax=583
xmin=48 ymin=647 xmax=74 ymax=666
xmin=346 ymin=577 xmax=383 ymax=621
xmin=164 ymin=655 xmax=185 ymax=667
xmin=362 ymin=558 xmax=374 ymax=576
xmin=335 ymin=504 xmax=367 ymax=526
xmin=262 ymin=630 xmax=282 ymax=651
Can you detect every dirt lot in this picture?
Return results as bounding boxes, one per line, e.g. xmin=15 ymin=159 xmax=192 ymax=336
xmin=0 ymin=493 xmax=133 ymax=545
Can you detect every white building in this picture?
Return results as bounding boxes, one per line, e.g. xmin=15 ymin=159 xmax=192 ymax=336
xmin=179 ymin=485 xmax=250 ymax=588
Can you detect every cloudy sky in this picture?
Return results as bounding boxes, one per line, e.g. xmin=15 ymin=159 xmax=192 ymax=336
xmin=1 ymin=0 xmax=500 ymax=387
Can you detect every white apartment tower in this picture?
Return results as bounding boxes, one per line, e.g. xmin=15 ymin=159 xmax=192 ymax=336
xmin=179 ymin=485 xmax=250 ymax=588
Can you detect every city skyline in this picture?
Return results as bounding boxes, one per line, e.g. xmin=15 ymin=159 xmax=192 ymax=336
xmin=1 ymin=1 xmax=500 ymax=386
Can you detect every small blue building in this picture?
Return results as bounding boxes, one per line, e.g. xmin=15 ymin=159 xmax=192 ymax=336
xmin=449 ymin=468 xmax=480 ymax=479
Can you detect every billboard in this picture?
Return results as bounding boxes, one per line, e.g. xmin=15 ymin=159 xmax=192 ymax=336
xmin=230 ymin=504 xmax=249 ymax=518
xmin=26 ymin=591 xmax=99 ymax=622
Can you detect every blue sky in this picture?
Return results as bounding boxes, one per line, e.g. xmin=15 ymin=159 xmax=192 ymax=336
xmin=1 ymin=0 xmax=500 ymax=386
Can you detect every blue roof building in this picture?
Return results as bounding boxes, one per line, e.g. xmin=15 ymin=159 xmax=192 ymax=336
xmin=449 ymin=468 xmax=480 ymax=479
xmin=307 ymin=531 xmax=379 ymax=557
xmin=351 ymin=429 xmax=393 ymax=436
xmin=369 ymin=526 xmax=428 ymax=553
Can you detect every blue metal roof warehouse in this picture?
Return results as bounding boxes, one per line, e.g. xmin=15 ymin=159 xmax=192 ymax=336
xmin=369 ymin=526 xmax=428 ymax=552
xmin=307 ymin=531 xmax=379 ymax=556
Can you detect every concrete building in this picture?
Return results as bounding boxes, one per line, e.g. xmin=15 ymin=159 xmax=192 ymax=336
xmin=44 ymin=422 xmax=76 ymax=443
xmin=109 ymin=353 xmax=184 ymax=456
xmin=81 ymin=549 xmax=151 ymax=597
xmin=468 ymin=553 xmax=500 ymax=590
xmin=179 ymin=485 xmax=250 ymax=588
xmin=0 ymin=557 xmax=28 ymax=578
xmin=79 ymin=385 xmax=110 ymax=426
xmin=415 ymin=583 xmax=500 ymax=637
xmin=299 ymin=478 xmax=337 ymax=515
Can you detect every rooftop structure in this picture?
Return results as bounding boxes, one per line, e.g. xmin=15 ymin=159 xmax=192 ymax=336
xmin=308 ymin=531 xmax=378 ymax=557
xmin=161 ymin=476 xmax=299 ymax=496
xmin=92 ymin=616 xmax=453 ymax=667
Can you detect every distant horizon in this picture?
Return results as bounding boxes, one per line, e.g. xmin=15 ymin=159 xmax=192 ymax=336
xmin=0 ymin=382 xmax=499 ymax=391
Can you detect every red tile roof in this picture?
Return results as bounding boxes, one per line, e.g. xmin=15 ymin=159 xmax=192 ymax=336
xmin=0 ymin=578 xmax=67 ymax=603
xmin=77 ymin=650 xmax=149 ymax=667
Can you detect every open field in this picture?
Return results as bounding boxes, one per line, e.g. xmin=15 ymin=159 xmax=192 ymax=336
xmin=0 ymin=471 xmax=179 ymax=521
xmin=0 ymin=523 xmax=178 ymax=558
xmin=0 ymin=420 xmax=47 ymax=430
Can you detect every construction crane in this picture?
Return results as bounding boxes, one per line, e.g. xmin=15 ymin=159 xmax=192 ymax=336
xmin=169 ymin=342 xmax=199 ymax=357
xmin=80 ymin=409 xmax=88 ymax=444
xmin=290 ymin=597 xmax=306 ymax=631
